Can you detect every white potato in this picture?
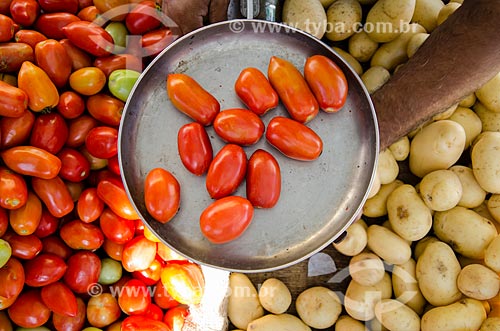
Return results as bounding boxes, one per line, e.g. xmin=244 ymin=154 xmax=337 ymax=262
xmin=459 ymin=93 xmax=476 ymax=108
xmin=474 ymin=102 xmax=500 ymax=132
xmin=361 ymin=66 xmax=391 ymax=94
xmin=364 ymin=180 xmax=404 ymax=218
xmin=365 ymin=0 xmax=416 ymax=43
xmin=387 ymin=184 xmax=433 ymax=241
xmin=433 ymin=206 xmax=498 ymax=259
xmin=333 ymin=221 xmax=368 ymax=256
xmin=488 ymin=195 xmax=500 ymax=224
xmin=480 ymin=317 xmax=500 ymax=331
xmin=406 ymin=32 xmax=429 ymax=58
xmin=296 ymin=286 xmax=342 ymax=329
xmin=436 ymin=2 xmax=461 ymax=25
xmin=335 ymin=315 xmax=369 ymax=331
xmin=258 ymin=278 xmax=292 ymax=314
xmin=413 ymin=236 xmax=439 ymax=260
xmin=374 ymin=299 xmax=420 ymax=331
xmin=333 ymin=47 xmax=363 ymax=75
xmin=432 ymin=103 xmax=457 ymax=121
xmin=282 ymin=0 xmax=327 ymax=39
xmin=348 ymin=31 xmax=379 ymax=63
xmin=228 ymin=273 xmax=264 ymax=330
xmin=415 ymin=240 xmax=462 ymax=306
xmin=247 ymin=314 xmax=311 ymax=331
xmin=418 ymin=169 xmax=462 ymax=211
xmin=391 ymin=258 xmax=426 ymax=315
xmin=325 ymin=0 xmax=362 ymax=41
xmin=448 ymin=106 xmax=483 ymax=149
xmin=388 ymin=136 xmax=410 ymax=161
xmin=367 ymin=225 xmax=412 ymax=265
xmin=319 ymin=0 xmax=336 ymax=7
xmin=370 ymin=317 xmax=389 ymax=331
xmin=472 ymin=131 xmax=500 ymax=193
xmin=476 ymin=71 xmax=500 ymax=113
xmin=367 ymin=171 xmax=382 ymax=199
xmin=349 ymin=252 xmax=386 ymax=286
xmin=409 ymin=120 xmax=466 ymax=178
xmin=485 ymin=235 xmax=500 ymax=273
xmin=457 ymin=264 xmax=500 ymax=300
xmin=377 ymin=149 xmax=399 ymax=185
xmin=411 ymin=0 xmax=444 ymax=32
xmin=450 ymin=165 xmax=486 ymax=209
xmin=421 ymin=298 xmax=487 ymax=331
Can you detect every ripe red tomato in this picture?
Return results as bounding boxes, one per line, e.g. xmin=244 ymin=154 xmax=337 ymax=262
xmin=76 ymin=187 xmax=104 ymax=223
xmin=7 ymin=289 xmax=51 ymax=328
xmin=62 ymin=21 xmax=114 ymax=57
xmin=2 ymin=231 xmax=42 ymax=260
xmin=29 ymin=112 xmax=68 ymax=154
xmin=52 ymin=296 xmax=86 ymax=331
xmin=0 ymin=257 xmax=25 ymax=300
xmin=0 ymin=42 xmax=34 ymax=74
xmin=86 ymin=93 xmax=124 ymax=126
xmin=1 ymin=145 xmax=62 ymax=179
xmin=34 ymin=38 xmax=72 ymax=88
xmin=163 ymin=304 xmax=189 ymax=331
xmin=9 ymin=190 xmax=42 ymax=235
xmin=57 ymin=91 xmax=85 ymax=119
xmin=86 ymin=293 xmax=121 ymax=328
xmin=121 ymin=235 xmax=157 ymax=272
xmin=206 ymin=144 xmax=247 ymax=199
xmin=59 ymin=37 xmax=92 ymax=70
xmin=66 ymin=114 xmax=98 ymax=148
xmin=0 ymin=166 xmax=28 ymax=210
xmin=9 ymin=0 xmax=40 ymax=27
xmin=132 ymin=256 xmax=163 ymax=286
xmin=0 ymin=80 xmax=28 ymax=118
xmin=23 ymin=253 xmax=68 ymax=287
xmin=160 ymin=261 xmax=205 ymax=305
xmin=107 ymin=155 xmax=121 ymax=175
xmin=34 ymin=208 xmax=59 ymax=238
xmin=0 ymin=13 xmax=17 ymax=42
xmin=144 ymin=168 xmax=180 ymax=224
xmin=246 ymin=149 xmax=281 ymax=208
xmin=235 ymin=67 xmax=279 ymax=116
xmin=38 ymin=0 xmax=78 ymax=13
xmin=99 ymin=208 xmax=135 ymax=244
xmin=0 ymin=109 xmax=35 ymax=149
xmin=93 ymin=54 xmax=143 ymax=77
xmin=141 ymin=28 xmax=175 ymax=57
xmin=97 ymin=179 xmax=140 ymax=220
xmin=41 ymin=235 xmax=73 ymax=260
xmin=122 ymin=315 xmax=169 ymax=331
xmin=41 ymin=281 xmax=78 ymax=317
xmin=125 ymin=0 xmax=160 ymax=35
xmin=32 ymin=176 xmax=74 ymax=218
xmin=266 ymin=116 xmax=323 ymax=161
xmin=60 ymin=219 xmax=104 ymax=250
xmin=85 ymin=126 xmax=118 ymax=159
xmin=63 ymin=250 xmax=101 ymax=294
xmin=177 ymin=122 xmax=213 ymax=176
xmin=153 ymin=279 xmax=179 ymax=309
xmin=142 ymin=303 xmax=164 ymax=321
xmin=103 ymin=238 xmax=124 ymax=261
xmin=0 ymin=207 xmax=7 ymax=237
xmin=213 ymin=108 xmax=265 ymax=145
xmin=34 ymin=12 xmax=80 ymax=40
xmin=118 ymin=278 xmax=151 ymax=315
xmin=57 ymin=147 xmax=90 ymax=182
xmin=14 ymin=29 xmax=47 ymax=49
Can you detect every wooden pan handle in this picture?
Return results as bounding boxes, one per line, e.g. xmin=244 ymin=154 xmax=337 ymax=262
xmin=373 ymin=0 xmax=500 ymax=150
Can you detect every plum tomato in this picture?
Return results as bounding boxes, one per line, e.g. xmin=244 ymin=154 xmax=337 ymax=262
xmin=121 ymin=235 xmax=156 ymax=272
xmin=97 ymin=178 xmax=139 ymax=220
xmin=0 ymin=257 xmax=24 ymax=300
xmin=121 ymin=315 xmax=169 ymax=331
xmin=17 ymin=60 xmax=59 ymax=112
xmin=7 ymin=289 xmax=51 ymax=328
xmin=117 ymin=278 xmax=151 ymax=315
xmin=85 ymin=126 xmax=118 ymax=159
xmin=246 ymin=149 xmax=281 ymax=208
xmin=234 ymin=67 xmax=279 ymax=116
xmin=61 ymin=21 xmax=114 ymax=57
xmin=23 ymin=253 xmax=68 ymax=287
xmin=29 ymin=112 xmax=68 ymax=154
xmin=34 ymin=208 xmax=59 ymax=238
xmin=69 ymin=66 xmax=107 ymax=96
xmin=41 ymin=235 xmax=73 ymax=260
xmin=59 ymin=37 xmax=93 ymax=70
xmin=163 ymin=304 xmax=189 ymax=331
xmin=153 ymin=279 xmax=179 ymax=309
xmin=34 ymin=38 xmax=72 ymax=88
xmin=144 ymin=167 xmax=180 ymax=224
xmin=125 ymin=0 xmax=161 ymax=35
xmin=0 ymin=108 xmax=35 ymax=149
xmin=0 ymin=166 xmax=28 ymax=210
xmin=9 ymin=190 xmax=42 ymax=235
xmin=86 ymin=293 xmax=121 ymax=328
xmin=160 ymin=261 xmax=205 ymax=305
xmin=3 ymin=231 xmax=42 ymax=260
xmin=177 ymin=122 xmax=213 ymax=176
xmin=38 ymin=0 xmax=78 ymax=14
xmin=143 ymin=303 xmax=163 ymax=321
xmin=93 ymin=54 xmax=143 ymax=77
xmin=63 ymin=250 xmax=101 ymax=294
xmin=57 ymin=147 xmax=91 ymax=182
xmin=9 ymin=0 xmax=40 ymax=27
xmin=52 ymin=296 xmax=86 ymax=331
xmin=86 ymin=93 xmax=124 ymax=126
xmin=59 ymin=219 xmax=104 ymax=250
xmin=0 ymin=14 xmax=17 ymax=42
xmin=66 ymin=114 xmax=98 ymax=148
xmin=99 ymin=208 xmax=136 ymax=244
xmin=41 ymin=281 xmax=78 ymax=317
xmin=213 ymin=108 xmax=265 ymax=145
xmin=57 ymin=90 xmax=85 ymax=119
xmin=132 ymin=256 xmax=162 ymax=286
xmin=34 ymin=12 xmax=80 ymax=40
xmin=76 ymin=187 xmax=104 ymax=223
xmin=31 ymin=176 xmax=74 ymax=218
xmin=0 ymin=80 xmax=28 ymax=118
xmin=1 ymin=145 xmax=62 ymax=179
xmin=0 ymin=207 xmax=7 ymax=237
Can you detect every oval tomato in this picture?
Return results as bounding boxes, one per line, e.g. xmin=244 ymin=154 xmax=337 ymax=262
xmin=34 ymin=12 xmax=80 ymax=40
xmin=38 ymin=0 xmax=78 ymax=13
xmin=85 ymin=126 xmax=118 ymax=159
xmin=144 ymin=167 xmax=180 ymax=224
xmin=76 ymin=188 xmax=104 ymax=223
xmin=97 ymin=179 xmax=139 ymax=220
xmin=66 ymin=114 xmax=98 ymax=148
xmin=41 ymin=281 xmax=78 ymax=317
xmin=0 ymin=257 xmax=24 ymax=300
xmin=118 ymin=278 xmax=151 ymax=315
xmin=57 ymin=147 xmax=91 ymax=182
xmin=14 ymin=29 xmax=46 ymax=48
xmin=7 ymin=289 xmax=51 ymax=328
xmin=63 ymin=250 xmax=101 ymax=294
xmin=24 ymin=253 xmax=67 ymax=287
xmin=2 ymin=231 xmax=42 ymax=259
xmin=0 ymin=80 xmax=28 ymax=118
xmin=108 ymin=69 xmax=140 ymax=102
xmin=32 ymin=176 xmax=74 ymax=218
xmin=0 ymin=207 xmax=7 ymax=237
xmin=80 ymin=145 xmax=108 ymax=170
xmin=17 ymin=60 xmax=59 ymax=112
xmin=92 ymin=0 xmax=128 ymax=20
xmin=41 ymin=235 xmax=73 ymax=260
xmin=177 ymin=122 xmax=213 ymax=176
xmin=77 ymin=4 xmax=99 ymax=21
xmin=206 ymin=144 xmax=247 ymax=199
xmin=125 ymin=0 xmax=160 ymax=34
xmin=107 ymin=155 xmax=121 ymax=175
xmin=60 ymin=219 xmax=104 ymax=250
xmin=0 ymin=13 xmax=17 ymax=42
xmin=57 ymin=91 xmax=85 ymax=119
xmin=34 ymin=208 xmax=58 ymax=238
xmin=132 ymin=256 xmax=162 ymax=286
xmin=30 ymin=112 xmax=68 ymax=154
xmin=69 ymin=66 xmax=106 ymax=96
xmin=143 ymin=303 xmax=163 ymax=321
xmin=86 ymin=93 xmax=124 ymax=126
xmin=1 ymin=145 xmax=61 ymax=179
xmin=52 ymin=296 xmax=86 ymax=331
xmin=153 ymin=280 xmax=179 ymax=309
xmin=121 ymin=235 xmax=156 ymax=272
xmin=0 ymin=109 xmax=35 ymax=149
xmin=163 ymin=304 xmax=189 ymax=331
xmin=103 ymin=239 xmax=124 ymax=261
xmin=235 ymin=67 xmax=279 ymax=116
xmin=246 ymin=149 xmax=281 ymax=208
xmin=9 ymin=0 xmax=40 ymax=26
xmin=213 ymin=108 xmax=265 ymax=145
xmin=59 ymin=37 xmax=92 ymax=70
xmin=160 ymin=261 xmax=205 ymax=305
xmin=122 ymin=315 xmax=169 ymax=331
xmin=87 ymin=293 xmax=121 ymax=328
xmin=62 ymin=20 xmax=113 ymax=57
xmin=9 ymin=190 xmax=42 ymax=235
xmin=99 ymin=208 xmax=135 ymax=244
xmin=141 ymin=27 xmax=175 ymax=57
xmin=0 ymin=166 xmax=27 ymax=210
xmin=93 ymin=54 xmax=143 ymax=77
xmin=35 ymin=38 xmax=72 ymax=88
xmin=0 ymin=42 xmax=34 ymax=73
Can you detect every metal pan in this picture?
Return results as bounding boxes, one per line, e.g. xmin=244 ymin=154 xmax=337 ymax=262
xmin=118 ymin=19 xmax=379 ymax=273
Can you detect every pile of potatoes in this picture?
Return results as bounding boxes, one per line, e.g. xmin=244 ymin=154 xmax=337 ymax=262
xmin=226 ymin=0 xmax=500 ymax=330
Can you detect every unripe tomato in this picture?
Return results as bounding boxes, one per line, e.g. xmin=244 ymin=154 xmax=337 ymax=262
xmin=246 ymin=149 xmax=281 ymax=208
xmin=235 ymin=67 xmax=279 ymax=116
xmin=35 ymin=38 xmax=72 ymax=88
xmin=160 ymin=261 xmax=205 ymax=305
xmin=7 ymin=289 xmax=51 ymax=328
xmin=213 ymin=108 xmax=265 ymax=145
xmin=60 ymin=219 xmax=104 ymax=250
xmin=69 ymin=67 xmax=107 ymax=96
xmin=30 ymin=112 xmax=68 ymax=154
xmin=9 ymin=0 xmax=40 ymax=27
xmin=118 ymin=278 xmax=151 ymax=315
xmin=177 ymin=122 xmax=213 ymax=176
xmin=23 ymin=253 xmax=68 ymax=287
xmin=1 ymin=146 xmax=61 ymax=179
xmin=206 ymin=144 xmax=247 ymax=199
xmin=17 ymin=61 xmax=59 ymax=112
xmin=41 ymin=281 xmax=78 ymax=317
xmin=0 ymin=166 xmax=28 ymax=210
xmin=108 ymin=69 xmax=141 ymax=102
xmin=144 ymin=167 xmax=180 ymax=224
xmin=104 ymin=21 xmax=126 ymax=48
xmin=63 ymin=250 xmax=101 ymax=294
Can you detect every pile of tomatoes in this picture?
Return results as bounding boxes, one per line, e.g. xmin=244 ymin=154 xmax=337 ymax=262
xmin=0 ymin=0 xmax=206 ymax=330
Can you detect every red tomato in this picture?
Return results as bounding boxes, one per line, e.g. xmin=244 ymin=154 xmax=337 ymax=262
xmin=121 ymin=235 xmax=156 ymax=272
xmin=107 ymin=155 xmax=121 ymax=175
xmin=52 ymin=296 xmax=86 ymax=331
xmin=41 ymin=235 xmax=73 ymax=260
xmin=41 ymin=281 xmax=78 ymax=317
xmin=246 ymin=149 xmax=281 ymax=208
xmin=118 ymin=278 xmax=151 ymax=315
xmin=141 ymin=27 xmax=175 ymax=57
xmin=213 ymin=108 xmax=265 ymax=145
xmin=59 ymin=37 xmax=92 ymax=70
xmin=18 ymin=59 xmax=59 ymax=112
xmin=103 ymin=238 xmax=124 ymax=261
xmin=268 ymin=55 xmax=319 ymax=123
xmin=97 ymin=179 xmax=140 ymax=220
xmin=9 ymin=0 xmax=40 ymax=27
xmin=32 ymin=176 xmax=74 ymax=218
xmin=132 ymin=256 xmax=162 ymax=286
xmin=0 ymin=13 xmax=17 ymax=42
xmin=125 ymin=0 xmax=160 ymax=35
xmin=57 ymin=91 xmax=85 ymax=119
xmin=86 ymin=93 xmax=124 ymax=126
xmin=122 ymin=315 xmax=170 ymax=331
xmin=80 ymin=145 xmax=108 ymax=170
xmin=34 ymin=12 xmax=80 ymax=39
xmin=93 ymin=54 xmax=143 ymax=77
xmin=205 ymin=144 xmax=247 ymax=199
xmin=0 ymin=207 xmax=7 ymax=237
xmin=29 ymin=112 xmax=68 ymax=154
xmin=2 ymin=231 xmax=42 ymax=259
xmin=87 ymin=293 xmax=121 ymax=328
xmin=9 ymin=190 xmax=42 ymax=235
xmin=85 ymin=126 xmax=118 ymax=159
xmin=66 ymin=114 xmax=98 ymax=148
xmin=144 ymin=168 xmax=180 ymax=224
xmin=38 ymin=0 xmax=78 ymax=13
xmin=265 ymin=116 xmax=323 ymax=161
xmin=153 ymin=280 xmax=179 ymax=309
xmin=34 ymin=39 xmax=72 ymax=88
xmin=24 ymin=253 xmax=67 ymax=287
xmin=0 ymin=0 xmax=11 ymax=15
xmin=7 ymin=289 xmax=51 ymax=328
xmin=62 ymin=21 xmax=114 ymax=57
xmin=0 ymin=80 xmax=28 ymax=118
xmin=235 ymin=67 xmax=279 ymax=116
xmin=142 ymin=303 xmax=163 ymax=321
xmin=57 ymin=147 xmax=90 ymax=182
xmin=0 ymin=166 xmax=27 ymax=210
xmin=76 ymin=187 xmax=104 ymax=223
xmin=163 ymin=305 xmax=189 ymax=331
xmin=99 ymin=208 xmax=135 ymax=244
xmin=60 ymin=219 xmax=104 ymax=250
xmin=0 ymin=42 xmax=34 ymax=73
xmin=166 ymin=73 xmax=220 ymax=126
xmin=0 ymin=109 xmax=35 ymax=149
xmin=63 ymin=250 xmax=101 ymax=294
xmin=160 ymin=261 xmax=205 ymax=305
xmin=14 ymin=29 xmax=46 ymax=48
xmin=177 ymin=122 xmax=213 ymax=176
xmin=0 ymin=257 xmax=24 ymax=300
xmin=1 ymin=145 xmax=61 ymax=179
xmin=34 ymin=208 xmax=58 ymax=238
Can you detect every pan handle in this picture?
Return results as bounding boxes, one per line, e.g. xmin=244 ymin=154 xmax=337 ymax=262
xmin=373 ymin=0 xmax=500 ymax=150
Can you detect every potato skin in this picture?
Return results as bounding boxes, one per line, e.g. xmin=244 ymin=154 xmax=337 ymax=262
xmin=367 ymin=225 xmax=412 ymax=265
xmin=365 ymin=0 xmax=417 ymax=43
xmin=258 ymin=278 xmax=292 ymax=314
xmin=295 ymin=286 xmax=342 ymax=329
xmin=374 ymin=299 xmax=420 ymax=331
xmin=472 ymin=132 xmax=500 ymax=194
xmin=457 ymin=264 xmax=500 ymax=300
xmin=247 ymin=314 xmax=311 ymax=331
xmin=282 ymin=0 xmax=327 ymax=39
xmin=227 ymin=273 xmax=264 ymax=330
xmin=421 ymin=298 xmax=487 ymax=331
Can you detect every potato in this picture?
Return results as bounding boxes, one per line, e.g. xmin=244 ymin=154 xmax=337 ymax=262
xmin=282 ymin=0 xmax=327 ymax=39
xmin=335 ymin=315 xmax=369 ymax=331
xmin=348 ymin=31 xmax=379 ymax=63
xmin=481 ymin=317 xmax=500 ymax=331
xmin=296 ymin=286 xmax=342 ymax=329
xmin=432 ymin=103 xmax=457 ymax=121
xmin=391 ymin=258 xmax=426 ymax=314
xmin=319 ymin=0 xmax=336 ymax=7
xmin=374 ymin=299 xmax=420 ymax=331
xmin=367 ymin=225 xmax=412 ymax=265
xmin=349 ymin=252 xmax=386 ymax=286
xmin=436 ymin=2 xmax=461 ymax=25
xmin=333 ymin=47 xmax=363 ymax=76
xmin=258 ymin=278 xmax=292 ymax=314
xmin=450 ymin=165 xmax=487 ymax=209
xmin=409 ymin=120 xmax=466 ymax=178
xmin=474 ymin=102 xmax=500 ymax=132
xmin=228 ymin=273 xmax=264 ymax=330
xmin=488 ymin=195 xmax=500 ymax=224
xmin=364 ymin=180 xmax=404 ymax=218
xmin=377 ymin=149 xmax=399 ymax=185
xmin=413 ymin=236 xmax=439 ymax=260
xmin=433 ymin=206 xmax=498 ymax=259
xmin=472 ymin=132 xmax=500 ymax=194
xmin=247 ymin=313 xmax=311 ymax=331
xmin=411 ymin=0 xmax=444 ymax=32
xmin=415 ymin=240 xmax=462 ymax=306
xmin=367 ymin=171 xmax=382 ymax=199
xmin=406 ymin=32 xmax=429 ymax=58
xmin=459 ymin=93 xmax=476 ymax=108
xmin=448 ymin=106 xmax=483 ymax=149
xmin=418 ymin=169 xmax=462 ymax=211
xmin=389 ymin=136 xmax=410 ymax=161
xmin=387 ymin=184 xmax=432 ymax=241
xmin=457 ymin=264 xmax=500 ymax=300
xmin=361 ymin=66 xmax=391 ymax=94
xmin=365 ymin=0 xmax=416 ymax=43
xmin=333 ymin=220 xmax=368 ymax=256
xmin=421 ymin=298 xmax=487 ymax=331
xmin=476 ymin=72 xmax=500 ymax=113
xmin=325 ymin=0 xmax=362 ymax=42
xmin=485 ymin=235 xmax=500 ymax=273
xmin=370 ymin=317 xmax=389 ymax=331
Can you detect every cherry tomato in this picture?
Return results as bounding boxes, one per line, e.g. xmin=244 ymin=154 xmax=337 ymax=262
xmin=268 ymin=55 xmax=319 ymax=123
xmin=14 ymin=29 xmax=46 ymax=48
xmin=177 ymin=122 xmax=213 ymax=176
xmin=125 ymin=0 xmax=160 ymax=34
xmin=153 ymin=280 xmax=179 ymax=309
xmin=60 ymin=219 xmax=104 ymax=250
xmin=34 ymin=39 xmax=72 ymax=88
xmin=246 ymin=149 xmax=281 ymax=208
xmin=266 ymin=116 xmax=323 ymax=161
xmin=41 ymin=281 xmax=78 ymax=317
xmin=77 ymin=4 xmax=99 ymax=21
xmin=59 ymin=37 xmax=92 ymax=70
xmin=121 ymin=235 xmax=156 ymax=272
xmin=0 ymin=80 xmax=28 ymax=118
xmin=62 ymin=20 xmax=114 ymax=57
xmin=122 ymin=315 xmax=169 ymax=331
xmin=86 ymin=93 xmax=124 ymax=126
xmin=9 ymin=0 xmax=40 ymax=27
xmin=0 ymin=42 xmax=34 ymax=73
xmin=0 ymin=257 xmax=24 ymax=300
xmin=52 ymin=296 xmax=86 ymax=331
xmin=85 ymin=126 xmax=118 ymax=159
xmin=163 ymin=304 xmax=189 ymax=331
xmin=141 ymin=27 xmax=175 ymax=57
xmin=0 ymin=166 xmax=27 ymax=210
xmin=38 ymin=0 xmax=78 ymax=13
xmin=0 ymin=109 xmax=34 ymax=148
xmin=7 ymin=289 xmax=51 ymax=328
xmin=93 ymin=54 xmax=143 ymax=77
xmin=99 ymin=208 xmax=135 ymax=244
xmin=30 ymin=112 xmax=68 ymax=154
xmin=41 ymin=235 xmax=73 ymax=260
xmin=9 ymin=190 xmax=42 ymax=235
xmin=206 ymin=144 xmax=247 ymax=199
xmin=34 ymin=208 xmax=58 ymax=238
xmin=24 ymin=253 xmax=67 ymax=287
xmin=118 ymin=278 xmax=151 ymax=315
xmin=144 ymin=168 xmax=180 ymax=224
xmin=0 ymin=14 xmax=17 ymax=42
xmin=213 ymin=108 xmax=265 ymax=145
xmin=143 ymin=303 xmax=163 ymax=321
xmin=66 ymin=114 xmax=98 ymax=148
xmin=69 ymin=66 xmax=106 ymax=96
xmin=103 ymin=238 xmax=124 ymax=261
xmin=0 ymin=207 xmax=7 ymax=237
xmin=34 ymin=12 xmax=80 ymax=39
xmin=166 ymin=73 xmax=220 ymax=126
xmin=63 ymin=250 xmax=101 ymax=294
xmin=57 ymin=147 xmax=91 ymax=182
xmin=18 ymin=60 xmax=59 ymax=112
xmin=132 ymin=256 xmax=162 ymax=286
xmin=76 ymin=188 xmax=104 ymax=223
xmin=57 ymin=91 xmax=85 ymax=119
xmin=87 ymin=293 xmax=121 ymax=328
xmin=1 ymin=146 xmax=61 ymax=179
xmin=235 ymin=67 xmax=279 ymax=116
xmin=2 ymin=231 xmax=42 ymax=259
xmin=32 ymin=176 xmax=74 ymax=217
xmin=97 ymin=179 xmax=140 ymax=220
xmin=160 ymin=261 xmax=205 ymax=305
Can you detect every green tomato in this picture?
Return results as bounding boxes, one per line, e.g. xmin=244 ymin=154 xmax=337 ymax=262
xmin=108 ymin=69 xmax=141 ymax=102
xmin=98 ymin=258 xmax=123 ymax=285
xmin=105 ymin=22 xmax=128 ymax=50
xmin=0 ymin=239 xmax=11 ymax=268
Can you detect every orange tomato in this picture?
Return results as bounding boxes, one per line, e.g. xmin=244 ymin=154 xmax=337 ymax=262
xmin=0 ymin=109 xmax=35 ymax=149
xmin=86 ymin=293 xmax=121 ymax=328
xmin=34 ymin=38 xmax=72 ymax=88
xmin=234 ymin=67 xmax=279 ymax=116
xmin=160 ymin=261 xmax=205 ymax=305
xmin=0 ymin=80 xmax=28 ymax=118
xmin=97 ymin=178 xmax=140 ymax=220
xmin=0 ymin=42 xmax=35 ymax=73
xmin=31 ymin=176 xmax=74 ymax=218
xmin=0 ymin=145 xmax=61 ymax=179
xmin=0 ymin=166 xmax=28 ymax=210
xmin=17 ymin=60 xmax=59 ymax=112
xmin=144 ymin=167 xmax=180 ymax=224
xmin=69 ymin=67 xmax=107 ymax=96
xmin=9 ymin=191 xmax=42 ymax=235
